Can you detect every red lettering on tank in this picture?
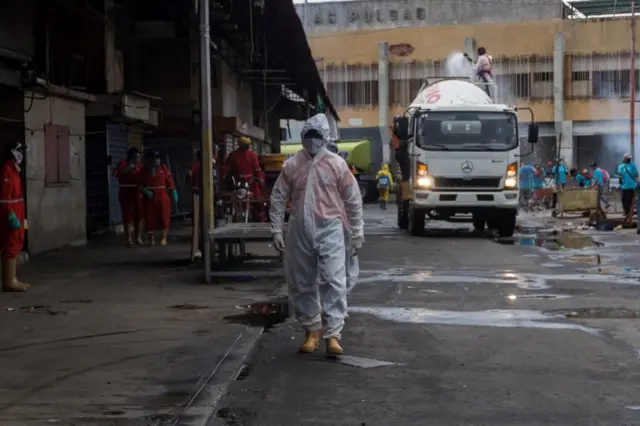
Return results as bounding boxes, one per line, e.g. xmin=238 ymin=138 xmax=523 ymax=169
xmin=425 ymin=85 xmax=441 ymax=104
xmin=426 ymin=93 xmax=441 ymax=103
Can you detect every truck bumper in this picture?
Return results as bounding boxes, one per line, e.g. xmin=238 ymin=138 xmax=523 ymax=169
xmin=412 ymin=190 xmax=518 ymax=210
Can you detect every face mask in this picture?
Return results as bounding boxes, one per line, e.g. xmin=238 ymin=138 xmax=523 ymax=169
xmin=625 ymin=158 xmax=632 ymax=164
xmin=302 ymin=138 xmax=324 ymax=156
xmin=154 ymin=158 xmax=161 ymax=166
xmin=12 ymin=150 xmax=23 ymax=165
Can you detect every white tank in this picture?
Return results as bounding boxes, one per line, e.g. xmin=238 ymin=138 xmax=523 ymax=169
xmin=410 ymin=78 xmax=493 ymax=110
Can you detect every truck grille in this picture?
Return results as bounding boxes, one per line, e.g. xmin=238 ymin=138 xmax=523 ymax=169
xmin=433 ymin=177 xmax=501 ymax=188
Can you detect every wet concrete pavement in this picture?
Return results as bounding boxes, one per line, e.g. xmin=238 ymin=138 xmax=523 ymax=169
xmin=214 ymin=206 xmax=640 ymax=425
xmin=0 ymin=226 xmax=282 ymax=426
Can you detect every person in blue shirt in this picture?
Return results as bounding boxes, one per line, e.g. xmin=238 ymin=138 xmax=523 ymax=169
xmin=518 ymin=163 xmax=536 ymax=211
xmin=551 ymin=159 xmax=568 ymax=210
xmin=532 ymin=164 xmax=545 ymax=191
xmin=617 ymin=153 xmax=639 ymax=216
xmin=573 ymin=169 xmax=591 ymax=188
xmin=590 ymin=162 xmax=610 ymax=209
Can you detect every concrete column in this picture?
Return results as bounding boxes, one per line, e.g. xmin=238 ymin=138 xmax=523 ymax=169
xmin=464 ymin=37 xmax=476 ymax=59
xmin=378 ymin=41 xmax=390 ymax=165
xmin=553 ymin=32 xmax=574 ymax=168
xmin=559 ymin=120 xmax=574 ymax=167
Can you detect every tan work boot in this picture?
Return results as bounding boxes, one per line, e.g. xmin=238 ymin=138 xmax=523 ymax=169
xmin=325 ymin=337 xmax=344 ymax=357
xmin=299 ymin=330 xmax=321 ymax=353
xmin=124 ymin=224 xmax=132 ymax=247
xmin=160 ymin=230 xmax=168 ymax=246
xmin=2 ymin=258 xmax=28 ymax=292
xmin=135 ymin=222 xmax=144 ymax=245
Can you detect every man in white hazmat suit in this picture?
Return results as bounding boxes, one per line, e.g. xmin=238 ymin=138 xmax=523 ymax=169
xmin=270 ymin=113 xmax=364 ymax=356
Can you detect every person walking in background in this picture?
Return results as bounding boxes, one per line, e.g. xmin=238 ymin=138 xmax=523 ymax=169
xmin=222 ymin=137 xmax=266 ymax=222
xmin=375 ymin=164 xmax=393 ymax=210
xmin=617 ymin=153 xmax=638 ymax=217
xmin=590 ymin=162 xmax=610 ymax=209
xmin=551 ymin=159 xmax=568 ymax=210
xmin=140 ymin=150 xmax=178 ymax=246
xmin=113 ymin=147 xmax=144 ymax=247
xmin=518 ymin=163 xmax=535 ymax=211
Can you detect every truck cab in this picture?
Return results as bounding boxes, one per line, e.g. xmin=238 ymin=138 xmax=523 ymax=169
xmin=394 ymin=78 xmax=538 ymax=237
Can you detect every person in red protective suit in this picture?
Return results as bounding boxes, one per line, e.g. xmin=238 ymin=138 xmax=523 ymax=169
xmin=0 ymin=142 xmax=29 ymax=292
xmin=221 ymin=137 xmax=266 ymax=222
xmin=139 ymin=150 xmax=178 ymax=246
xmin=113 ymin=147 xmax=143 ymax=247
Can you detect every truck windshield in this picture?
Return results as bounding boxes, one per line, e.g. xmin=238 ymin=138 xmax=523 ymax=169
xmin=417 ymin=112 xmax=518 ymax=152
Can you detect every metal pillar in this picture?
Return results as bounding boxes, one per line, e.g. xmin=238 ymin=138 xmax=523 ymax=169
xmin=199 ymin=0 xmax=214 ymax=284
xmin=377 ymin=41 xmax=390 ymax=165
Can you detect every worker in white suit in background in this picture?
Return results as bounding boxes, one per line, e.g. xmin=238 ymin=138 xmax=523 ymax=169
xmin=270 ymin=113 xmax=364 ymax=357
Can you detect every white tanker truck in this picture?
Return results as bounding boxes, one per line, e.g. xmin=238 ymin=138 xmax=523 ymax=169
xmin=393 ymin=77 xmax=539 ymax=237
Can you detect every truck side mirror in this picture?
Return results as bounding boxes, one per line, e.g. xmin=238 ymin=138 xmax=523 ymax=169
xmin=393 ymin=116 xmax=409 ymax=140
xmin=528 ymin=123 xmax=539 ymax=143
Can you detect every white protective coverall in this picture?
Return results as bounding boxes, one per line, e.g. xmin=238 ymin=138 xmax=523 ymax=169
xmin=270 ymin=114 xmax=364 ymax=340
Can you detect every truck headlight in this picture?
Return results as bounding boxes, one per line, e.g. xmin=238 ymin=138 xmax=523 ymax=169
xmin=505 ymin=177 xmax=517 ymax=188
xmin=417 ymin=176 xmax=432 ymax=188
xmin=507 ymin=162 xmax=518 ymax=177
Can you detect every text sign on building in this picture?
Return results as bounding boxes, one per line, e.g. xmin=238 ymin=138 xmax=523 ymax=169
xmin=312 ymin=6 xmax=427 ymax=27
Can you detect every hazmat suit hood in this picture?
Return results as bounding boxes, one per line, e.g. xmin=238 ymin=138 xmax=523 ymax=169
xmin=300 ymin=113 xmax=332 ymax=156
xmin=301 ymin=113 xmax=331 ymax=143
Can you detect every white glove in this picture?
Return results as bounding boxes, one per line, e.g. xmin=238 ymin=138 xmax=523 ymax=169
xmin=351 ymin=237 xmax=363 ymax=257
xmin=272 ymin=233 xmax=285 ymax=252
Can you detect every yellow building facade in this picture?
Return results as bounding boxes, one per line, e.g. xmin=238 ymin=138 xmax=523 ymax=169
xmin=306 ymin=17 xmax=640 ymax=170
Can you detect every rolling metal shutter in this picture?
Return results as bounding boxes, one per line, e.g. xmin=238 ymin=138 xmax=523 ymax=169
xmin=106 ymin=123 xmax=129 ymax=225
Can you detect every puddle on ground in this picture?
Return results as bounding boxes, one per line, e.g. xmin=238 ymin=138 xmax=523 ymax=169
xmin=359 ymin=269 xmax=640 ymax=290
xmin=551 ymin=307 xmax=640 ymax=319
xmin=358 ymin=271 xmax=551 ymax=289
xmin=585 ymin=266 xmax=640 ymax=275
xmin=540 ymin=263 xmax=564 ymax=268
xmin=349 ymin=307 xmax=599 ymax=335
xmin=497 ymin=231 xmax=602 ymax=250
xmin=224 ymin=298 xmax=289 ymax=330
xmin=506 ymin=293 xmax=572 ymax=300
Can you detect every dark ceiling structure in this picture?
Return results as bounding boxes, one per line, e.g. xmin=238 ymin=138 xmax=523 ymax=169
xmin=210 ymin=0 xmax=338 ymax=120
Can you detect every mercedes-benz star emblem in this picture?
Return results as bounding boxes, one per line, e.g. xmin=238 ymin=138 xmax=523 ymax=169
xmin=461 ymin=160 xmax=473 ymax=173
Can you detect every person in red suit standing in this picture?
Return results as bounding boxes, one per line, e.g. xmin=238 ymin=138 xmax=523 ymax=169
xmin=221 ymin=137 xmax=265 ymax=222
xmin=113 ymin=147 xmax=143 ymax=247
xmin=139 ymin=150 xmax=178 ymax=246
xmin=0 ymin=142 xmax=29 ymax=292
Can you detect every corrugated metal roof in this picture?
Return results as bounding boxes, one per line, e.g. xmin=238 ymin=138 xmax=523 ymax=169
xmin=567 ymin=0 xmax=636 ymax=16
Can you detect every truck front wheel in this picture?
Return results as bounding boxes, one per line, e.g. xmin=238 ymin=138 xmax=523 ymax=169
xmin=398 ymin=199 xmax=409 ymax=229
xmin=408 ymin=204 xmax=426 ymax=236
xmin=497 ymin=210 xmax=517 ymax=238
xmin=472 ymin=214 xmax=486 ymax=231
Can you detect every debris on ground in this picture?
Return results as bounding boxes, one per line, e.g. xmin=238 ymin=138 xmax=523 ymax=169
xmin=168 ymin=303 xmax=210 ymax=310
